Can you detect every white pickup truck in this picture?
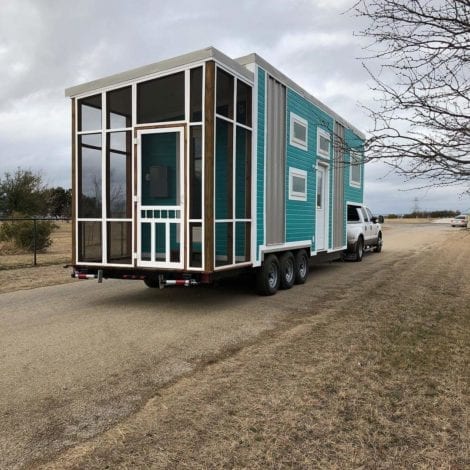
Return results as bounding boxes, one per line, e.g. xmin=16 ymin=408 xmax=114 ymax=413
xmin=345 ymin=204 xmax=384 ymax=261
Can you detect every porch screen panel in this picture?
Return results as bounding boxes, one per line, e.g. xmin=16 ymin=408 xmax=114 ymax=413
xmin=137 ymin=72 xmax=185 ymax=123
xmin=78 ymin=133 xmax=102 ymax=218
xmin=333 ymin=122 xmax=345 ymax=248
xmin=107 ymin=131 xmax=131 ymax=218
xmin=266 ymin=77 xmax=286 ymax=245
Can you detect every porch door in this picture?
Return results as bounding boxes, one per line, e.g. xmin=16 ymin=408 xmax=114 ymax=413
xmin=137 ymin=128 xmax=184 ymax=268
xmin=315 ymin=165 xmax=329 ymax=251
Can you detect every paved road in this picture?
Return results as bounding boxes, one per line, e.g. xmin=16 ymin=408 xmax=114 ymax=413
xmin=0 ymin=223 xmax=450 ymax=469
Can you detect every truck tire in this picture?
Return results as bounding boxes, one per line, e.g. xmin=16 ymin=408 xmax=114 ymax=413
xmin=256 ymin=254 xmax=280 ymax=295
xmin=144 ymin=278 xmax=159 ymax=288
xmin=294 ymin=249 xmax=309 ymax=284
xmin=354 ymin=237 xmax=364 ymax=262
xmin=374 ymin=233 xmax=383 ymax=253
xmin=279 ymin=251 xmax=295 ymax=290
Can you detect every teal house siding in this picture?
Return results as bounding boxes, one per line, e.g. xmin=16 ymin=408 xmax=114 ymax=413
xmin=285 ymin=89 xmax=315 ymax=246
xmin=256 ymin=67 xmax=266 ymax=261
xmin=254 ymin=60 xmax=364 ymax=261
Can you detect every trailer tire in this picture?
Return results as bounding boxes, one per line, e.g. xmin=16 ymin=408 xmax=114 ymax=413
xmin=144 ymin=278 xmax=160 ymax=288
xmin=354 ymin=237 xmax=364 ymax=262
xmin=279 ymin=251 xmax=295 ymax=290
xmin=256 ymin=254 xmax=280 ymax=295
xmin=294 ymin=249 xmax=309 ymax=284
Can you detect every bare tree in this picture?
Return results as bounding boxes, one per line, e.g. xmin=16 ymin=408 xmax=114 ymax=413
xmin=354 ymin=0 xmax=470 ymax=188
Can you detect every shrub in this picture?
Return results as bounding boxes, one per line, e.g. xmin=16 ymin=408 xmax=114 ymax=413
xmin=0 ymin=218 xmax=57 ymax=252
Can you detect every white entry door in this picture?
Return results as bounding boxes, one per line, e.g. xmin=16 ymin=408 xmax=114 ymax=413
xmin=137 ymin=128 xmax=185 ymax=269
xmin=315 ymin=165 xmax=329 ymax=251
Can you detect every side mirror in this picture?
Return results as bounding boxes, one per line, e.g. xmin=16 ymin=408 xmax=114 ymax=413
xmin=378 ymin=215 xmax=384 ymax=224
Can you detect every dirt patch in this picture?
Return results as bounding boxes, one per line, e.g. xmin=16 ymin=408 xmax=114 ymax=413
xmin=38 ymin=227 xmax=470 ymax=469
xmin=0 ymin=264 xmax=75 ymax=294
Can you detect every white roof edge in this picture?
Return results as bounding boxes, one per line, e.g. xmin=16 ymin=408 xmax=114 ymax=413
xmin=65 ymin=46 xmax=254 ymax=98
xmin=236 ymin=53 xmax=366 ymax=141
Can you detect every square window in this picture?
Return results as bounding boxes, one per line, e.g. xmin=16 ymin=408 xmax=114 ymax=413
xmin=317 ymin=128 xmax=331 ymax=159
xmin=289 ymin=167 xmax=307 ymax=201
xmin=137 ymin=72 xmax=185 ymax=124
xmin=289 ymin=113 xmax=308 ymax=150
xmin=350 ymin=150 xmax=362 ymax=187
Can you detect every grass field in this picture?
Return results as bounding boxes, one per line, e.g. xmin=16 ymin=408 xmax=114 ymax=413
xmin=0 ymin=221 xmax=72 ymax=269
xmin=38 ymin=224 xmax=469 ymax=469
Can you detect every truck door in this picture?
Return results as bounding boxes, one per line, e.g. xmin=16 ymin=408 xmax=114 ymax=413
xmin=366 ymin=207 xmax=379 ymax=241
xmin=361 ymin=207 xmax=373 ymax=244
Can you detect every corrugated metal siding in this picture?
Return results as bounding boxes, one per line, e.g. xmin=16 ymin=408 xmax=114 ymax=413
xmin=333 ymin=122 xmax=345 ymax=248
xmin=344 ymin=128 xmax=364 ymax=205
xmin=285 ymin=89 xmax=315 ymax=245
xmin=256 ymin=68 xmax=265 ymax=260
xmin=266 ymin=76 xmax=286 ymax=245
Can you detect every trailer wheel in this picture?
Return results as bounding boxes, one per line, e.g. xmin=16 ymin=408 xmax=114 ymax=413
xmin=279 ymin=251 xmax=295 ymax=290
xmin=144 ymin=278 xmax=159 ymax=288
xmin=294 ymin=249 xmax=309 ymax=284
xmin=354 ymin=237 xmax=364 ymax=262
xmin=374 ymin=233 xmax=383 ymax=253
xmin=256 ymin=254 xmax=280 ymax=295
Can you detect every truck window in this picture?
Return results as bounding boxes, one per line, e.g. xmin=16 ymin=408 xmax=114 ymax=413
xmin=347 ymin=205 xmax=361 ymax=222
xmin=361 ymin=207 xmax=369 ymax=222
xmin=366 ymin=208 xmax=373 ymax=220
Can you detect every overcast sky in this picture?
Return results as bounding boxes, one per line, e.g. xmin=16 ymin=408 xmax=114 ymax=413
xmin=1 ymin=0 xmax=468 ymax=214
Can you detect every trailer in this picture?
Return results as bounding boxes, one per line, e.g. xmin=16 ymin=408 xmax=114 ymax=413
xmin=65 ymin=47 xmax=365 ymax=295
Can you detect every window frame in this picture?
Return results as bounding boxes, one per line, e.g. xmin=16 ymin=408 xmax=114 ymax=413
xmin=289 ymin=167 xmax=308 ymax=202
xmin=350 ymin=150 xmax=362 ymax=188
xmin=316 ymin=127 xmax=331 ymax=159
xmin=289 ymin=113 xmax=308 ymax=151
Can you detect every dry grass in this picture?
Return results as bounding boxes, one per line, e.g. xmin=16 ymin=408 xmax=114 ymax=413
xmin=0 ymin=220 xmax=72 ymax=269
xmin=42 ymin=229 xmax=470 ymax=469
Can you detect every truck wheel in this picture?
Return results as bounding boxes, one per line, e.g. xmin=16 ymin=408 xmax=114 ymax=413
xmin=294 ymin=249 xmax=309 ymax=284
xmin=354 ymin=237 xmax=364 ymax=262
xmin=256 ymin=254 xmax=280 ymax=295
xmin=144 ymin=278 xmax=159 ymax=288
xmin=374 ymin=233 xmax=383 ymax=253
xmin=279 ymin=251 xmax=295 ymax=290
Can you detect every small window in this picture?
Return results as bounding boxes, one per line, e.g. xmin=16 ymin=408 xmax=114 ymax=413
xmin=289 ymin=168 xmax=307 ymax=201
xmin=190 ymin=67 xmax=203 ymax=122
xmin=290 ymin=113 xmax=308 ymax=150
xmin=361 ymin=207 xmax=369 ymax=222
xmin=137 ymin=72 xmax=185 ymax=124
xmin=107 ymin=86 xmax=131 ymax=129
xmin=317 ymin=128 xmax=330 ymax=159
xmin=216 ymin=69 xmax=234 ymax=119
xmin=347 ymin=205 xmax=361 ymax=222
xmin=350 ymin=150 xmax=362 ymax=187
xmin=78 ymin=94 xmax=102 ymax=132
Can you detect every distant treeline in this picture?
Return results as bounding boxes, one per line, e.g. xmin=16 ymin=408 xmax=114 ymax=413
xmin=387 ymin=210 xmax=461 ymax=219
xmin=0 ymin=169 xmax=71 ymax=218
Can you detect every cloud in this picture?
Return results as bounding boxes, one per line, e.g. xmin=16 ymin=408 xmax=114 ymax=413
xmin=0 ymin=0 xmax=468 ymax=212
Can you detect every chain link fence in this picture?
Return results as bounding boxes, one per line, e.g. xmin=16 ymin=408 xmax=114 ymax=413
xmin=0 ymin=217 xmax=71 ymax=269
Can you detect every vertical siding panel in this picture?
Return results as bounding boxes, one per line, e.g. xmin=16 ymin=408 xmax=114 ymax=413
xmin=256 ymin=68 xmax=265 ymax=260
xmin=266 ymin=77 xmax=286 ymax=245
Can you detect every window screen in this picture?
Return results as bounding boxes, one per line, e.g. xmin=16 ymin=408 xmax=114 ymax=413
xmin=137 ymin=72 xmax=185 ymax=123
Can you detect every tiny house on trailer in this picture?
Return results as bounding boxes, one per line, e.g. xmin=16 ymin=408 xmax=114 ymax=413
xmin=65 ymin=47 xmax=365 ymax=295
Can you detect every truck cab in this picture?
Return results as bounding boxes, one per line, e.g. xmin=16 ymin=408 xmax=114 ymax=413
xmin=345 ymin=204 xmax=384 ymax=261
